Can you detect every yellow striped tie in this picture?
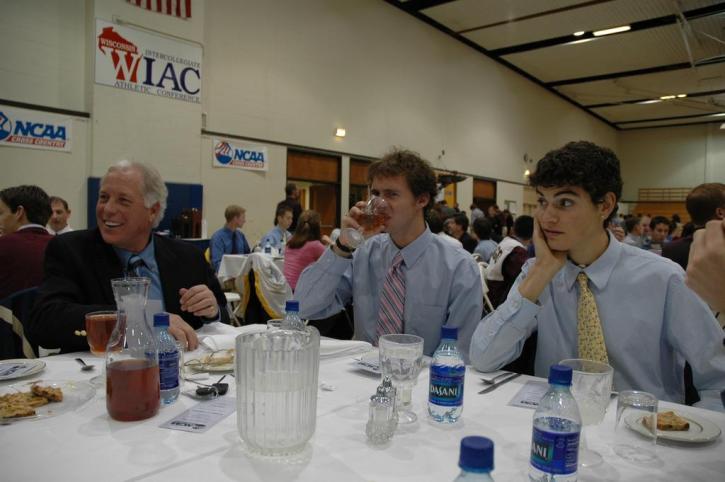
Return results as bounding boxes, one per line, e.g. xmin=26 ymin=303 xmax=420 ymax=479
xmin=576 ymin=272 xmax=609 ymax=364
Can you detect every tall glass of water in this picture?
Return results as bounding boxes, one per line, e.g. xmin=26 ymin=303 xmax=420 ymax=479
xmin=379 ymin=334 xmax=424 ymax=424
xmin=559 ymin=358 xmax=614 ymax=468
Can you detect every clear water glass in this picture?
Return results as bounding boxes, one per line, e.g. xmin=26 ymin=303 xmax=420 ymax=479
xmin=236 ymin=326 xmax=320 ymax=455
xmin=379 ymin=334 xmax=424 ymax=424
xmin=613 ymin=390 xmax=658 ymax=463
xmin=559 ymin=358 xmax=614 ymax=468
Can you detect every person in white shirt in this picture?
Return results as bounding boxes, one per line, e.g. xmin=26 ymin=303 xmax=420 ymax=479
xmin=46 ymin=196 xmax=73 ymax=235
xmin=426 ymin=209 xmax=463 ymax=248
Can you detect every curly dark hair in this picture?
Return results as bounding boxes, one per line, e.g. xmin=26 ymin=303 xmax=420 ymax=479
xmin=368 ymin=148 xmax=438 ymax=214
xmin=529 ymin=141 xmax=622 ymax=225
xmin=0 ymin=185 xmax=51 ymax=226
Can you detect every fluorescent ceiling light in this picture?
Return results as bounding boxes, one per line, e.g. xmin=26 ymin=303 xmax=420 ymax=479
xmin=593 ymin=25 xmax=631 ymax=37
xmin=335 ymin=128 xmax=346 ymax=137
xmin=676 ymin=94 xmax=687 ymax=98
xmin=637 ymin=99 xmax=662 ymax=105
xmin=720 ymin=123 xmax=725 ymax=129
xmin=659 ymin=95 xmax=676 ymax=100
xmin=710 ymin=112 xmax=725 ymax=117
xmin=567 ymin=38 xmax=595 ymax=45
xmin=573 ymin=31 xmax=586 ymax=36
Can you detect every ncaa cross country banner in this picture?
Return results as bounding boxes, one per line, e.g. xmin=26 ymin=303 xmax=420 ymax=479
xmin=0 ymin=106 xmax=72 ymax=152
xmin=212 ymin=138 xmax=268 ymax=172
xmin=94 ymin=19 xmax=202 ymax=104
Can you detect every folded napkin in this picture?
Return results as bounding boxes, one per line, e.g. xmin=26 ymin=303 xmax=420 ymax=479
xmin=200 ymin=324 xmax=266 ymax=351
xmin=320 ymin=338 xmax=372 ymax=360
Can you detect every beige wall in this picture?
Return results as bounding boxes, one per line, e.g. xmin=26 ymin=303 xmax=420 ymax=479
xmin=3 ymin=0 xmax=622 ymax=238
xmin=619 ymin=124 xmax=725 ymax=201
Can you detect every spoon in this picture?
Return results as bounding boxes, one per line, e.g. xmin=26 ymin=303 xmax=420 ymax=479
xmin=75 ymin=358 xmax=95 ymax=371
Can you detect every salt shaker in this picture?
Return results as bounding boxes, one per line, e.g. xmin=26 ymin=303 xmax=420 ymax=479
xmin=365 ymin=377 xmax=398 ymax=444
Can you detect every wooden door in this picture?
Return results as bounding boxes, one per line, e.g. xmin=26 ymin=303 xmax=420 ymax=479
xmin=309 ymin=184 xmax=338 ymax=236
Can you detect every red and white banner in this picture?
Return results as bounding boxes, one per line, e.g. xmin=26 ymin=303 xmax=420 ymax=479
xmin=127 ymin=0 xmax=191 ymax=19
xmin=94 ymin=19 xmax=202 ymax=103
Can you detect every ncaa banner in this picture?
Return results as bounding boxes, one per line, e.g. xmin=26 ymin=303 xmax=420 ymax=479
xmin=0 ymin=106 xmax=72 ymax=152
xmin=94 ymin=19 xmax=202 ymax=104
xmin=212 ymin=138 xmax=268 ymax=172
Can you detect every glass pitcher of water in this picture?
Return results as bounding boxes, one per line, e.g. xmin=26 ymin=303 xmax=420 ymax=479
xmin=235 ymin=324 xmax=320 ymax=455
xmin=106 ymin=277 xmax=160 ymax=422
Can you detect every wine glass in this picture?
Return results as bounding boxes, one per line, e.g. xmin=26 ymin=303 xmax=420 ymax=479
xmin=339 ymin=196 xmax=392 ymax=250
xmin=84 ymin=310 xmax=118 ymax=387
xmin=379 ymin=334 xmax=424 ymax=424
xmin=559 ymin=358 xmax=614 ymax=468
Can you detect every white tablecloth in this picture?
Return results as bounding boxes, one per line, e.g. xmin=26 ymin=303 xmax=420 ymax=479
xmin=3 ymin=341 xmax=724 ymax=481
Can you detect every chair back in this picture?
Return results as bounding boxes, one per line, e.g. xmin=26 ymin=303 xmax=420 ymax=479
xmin=0 ymin=287 xmax=39 ymax=359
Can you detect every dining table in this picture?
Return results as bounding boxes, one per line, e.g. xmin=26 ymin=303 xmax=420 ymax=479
xmin=2 ymin=324 xmax=724 ymax=481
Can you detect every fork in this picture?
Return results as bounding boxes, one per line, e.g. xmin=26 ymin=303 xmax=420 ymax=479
xmin=480 ymin=371 xmax=512 ymax=385
xmin=478 ymin=373 xmax=522 ymax=394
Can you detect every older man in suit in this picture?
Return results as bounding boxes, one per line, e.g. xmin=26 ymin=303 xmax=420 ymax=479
xmin=29 ymin=161 xmax=228 ymax=353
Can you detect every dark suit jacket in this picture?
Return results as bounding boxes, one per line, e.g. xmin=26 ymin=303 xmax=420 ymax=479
xmin=662 ymin=235 xmax=693 ymax=271
xmin=28 ymin=229 xmax=229 ymax=353
xmin=0 ymin=227 xmax=52 ymax=300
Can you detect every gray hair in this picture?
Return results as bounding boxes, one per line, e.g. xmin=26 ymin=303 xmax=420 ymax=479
xmin=102 ymin=160 xmax=168 ymax=228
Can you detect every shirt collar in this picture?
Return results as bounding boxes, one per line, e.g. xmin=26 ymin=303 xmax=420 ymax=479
xmin=114 ymin=235 xmax=157 ymax=272
xmin=388 ymin=227 xmax=433 ymax=268
xmin=562 ymin=233 xmax=622 ymax=291
xmin=17 ymin=223 xmax=47 ymax=232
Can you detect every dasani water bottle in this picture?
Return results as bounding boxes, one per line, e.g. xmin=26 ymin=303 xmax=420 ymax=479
xmin=153 ymin=312 xmax=180 ymax=405
xmin=428 ymin=326 xmax=465 ymax=423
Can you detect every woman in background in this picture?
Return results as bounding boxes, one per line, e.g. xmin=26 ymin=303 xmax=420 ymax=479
xmin=283 ymin=210 xmax=330 ymax=291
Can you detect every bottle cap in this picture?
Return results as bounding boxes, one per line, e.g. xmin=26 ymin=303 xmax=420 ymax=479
xmin=459 ymin=436 xmax=494 ymax=472
xmin=441 ymin=326 xmax=458 ymax=340
xmin=153 ymin=312 xmax=170 ymax=327
xmin=548 ymin=364 xmax=573 ymax=386
xmin=285 ymin=300 xmax=300 ymax=312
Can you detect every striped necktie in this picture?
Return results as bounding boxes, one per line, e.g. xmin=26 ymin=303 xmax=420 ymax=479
xmin=376 ymin=252 xmax=406 ymax=343
xmin=577 ymin=272 xmax=609 ymax=364
xmin=127 ymin=255 xmax=146 ymax=277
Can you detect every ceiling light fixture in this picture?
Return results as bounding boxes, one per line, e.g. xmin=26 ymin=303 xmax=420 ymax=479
xmin=637 ymin=99 xmax=662 ymax=104
xmin=710 ymin=112 xmax=725 ymax=117
xmin=676 ymin=94 xmax=687 ymax=98
xmin=573 ymin=31 xmax=586 ymax=36
xmin=524 ymin=169 xmax=531 ymax=177
xmin=335 ymin=128 xmax=346 ymax=138
xmin=593 ymin=25 xmax=631 ymax=37
xmin=659 ymin=95 xmax=676 ymax=100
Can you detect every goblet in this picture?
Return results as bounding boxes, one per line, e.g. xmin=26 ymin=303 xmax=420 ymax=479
xmin=379 ymin=334 xmax=424 ymax=424
xmin=85 ymin=310 xmax=118 ymax=388
xmin=559 ymin=358 xmax=614 ymax=468
xmin=339 ymin=196 xmax=392 ymax=250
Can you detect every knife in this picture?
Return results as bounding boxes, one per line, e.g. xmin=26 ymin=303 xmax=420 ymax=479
xmin=478 ymin=373 xmax=522 ymax=394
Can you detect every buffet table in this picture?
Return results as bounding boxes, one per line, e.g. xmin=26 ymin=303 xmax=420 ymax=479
xmin=2 ymin=332 xmax=723 ymax=481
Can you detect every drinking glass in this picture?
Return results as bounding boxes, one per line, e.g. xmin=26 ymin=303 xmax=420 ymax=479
xmin=613 ymin=390 xmax=658 ymax=463
xmin=379 ymin=334 xmax=424 ymax=424
xmin=85 ymin=310 xmax=117 ymax=387
xmin=339 ymin=196 xmax=392 ymax=250
xmin=559 ymin=358 xmax=614 ymax=468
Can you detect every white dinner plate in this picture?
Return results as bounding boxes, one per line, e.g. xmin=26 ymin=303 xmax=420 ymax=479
xmin=0 ymin=379 xmax=95 ymax=423
xmin=0 ymin=359 xmax=46 ymax=381
xmin=625 ymin=411 xmax=722 ymax=443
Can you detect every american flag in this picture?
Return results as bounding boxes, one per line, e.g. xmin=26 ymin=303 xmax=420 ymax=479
xmin=126 ymin=0 xmax=191 ymax=19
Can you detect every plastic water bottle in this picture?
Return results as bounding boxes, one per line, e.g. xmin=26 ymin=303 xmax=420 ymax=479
xmin=454 ymin=436 xmax=495 ymax=481
xmin=264 ymin=241 xmax=272 ymax=254
xmin=428 ymin=326 xmax=465 ymax=423
xmin=153 ymin=312 xmax=180 ymax=405
xmin=281 ymin=300 xmax=305 ymax=331
xmin=529 ymin=365 xmax=581 ymax=482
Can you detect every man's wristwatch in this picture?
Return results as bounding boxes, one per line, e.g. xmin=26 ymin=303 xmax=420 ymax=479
xmin=335 ymin=237 xmax=355 ymax=255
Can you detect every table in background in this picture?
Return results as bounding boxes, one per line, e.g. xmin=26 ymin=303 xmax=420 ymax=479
xmin=3 ymin=352 xmax=724 ymax=481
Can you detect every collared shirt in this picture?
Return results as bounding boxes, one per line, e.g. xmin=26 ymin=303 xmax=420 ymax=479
xmin=470 ymin=234 xmax=725 ymax=410
xmin=260 ymin=226 xmax=291 ymax=252
xmin=46 ymin=225 xmax=73 ymax=235
xmin=296 ymin=228 xmax=483 ymax=362
xmin=210 ymin=227 xmax=250 ymax=272
xmin=114 ymin=237 xmax=164 ymax=306
xmin=18 ymin=224 xmax=48 ymax=232
xmin=474 ymin=239 xmax=497 ymax=262
xmin=623 ymin=233 xmax=642 ymax=248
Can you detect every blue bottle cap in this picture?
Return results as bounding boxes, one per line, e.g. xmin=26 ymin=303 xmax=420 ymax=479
xmin=153 ymin=312 xmax=170 ymax=327
xmin=459 ymin=436 xmax=494 ymax=472
xmin=441 ymin=326 xmax=458 ymax=340
xmin=549 ymin=364 xmax=573 ymax=386
xmin=285 ymin=300 xmax=300 ymax=312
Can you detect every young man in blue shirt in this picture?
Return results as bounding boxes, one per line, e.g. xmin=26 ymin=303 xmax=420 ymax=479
xmin=209 ymin=204 xmax=250 ymax=272
xmin=296 ymin=148 xmax=482 ymax=360
xmin=260 ymin=204 xmax=293 ymax=253
xmin=470 ymin=141 xmax=725 ymax=409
